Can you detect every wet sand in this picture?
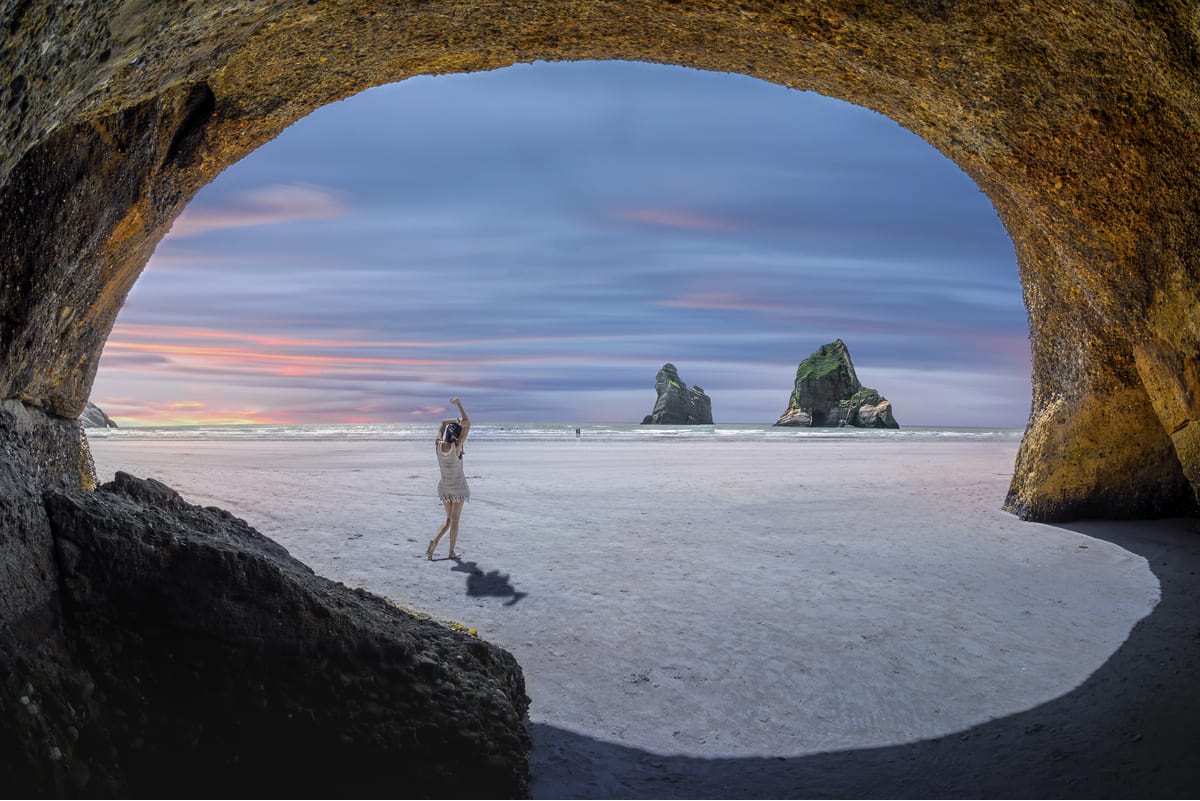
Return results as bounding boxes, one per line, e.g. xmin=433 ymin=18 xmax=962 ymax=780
xmin=89 ymin=436 xmax=1200 ymax=797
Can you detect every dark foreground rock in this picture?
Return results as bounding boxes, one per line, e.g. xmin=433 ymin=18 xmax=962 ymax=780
xmin=0 ymin=400 xmax=100 ymax=796
xmin=775 ymin=340 xmax=898 ymax=429
xmin=641 ymin=364 xmax=713 ymax=425
xmin=79 ymin=402 xmax=117 ymax=429
xmin=40 ymin=471 xmax=531 ymax=797
xmin=1 ymin=400 xmax=530 ymax=797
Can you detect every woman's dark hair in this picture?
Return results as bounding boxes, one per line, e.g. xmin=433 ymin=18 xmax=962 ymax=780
xmin=443 ymin=422 xmax=465 ymax=457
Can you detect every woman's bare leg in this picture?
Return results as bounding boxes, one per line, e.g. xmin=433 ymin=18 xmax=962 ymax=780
xmin=427 ymin=500 xmax=454 ymax=559
xmin=447 ymin=500 xmax=465 ymax=558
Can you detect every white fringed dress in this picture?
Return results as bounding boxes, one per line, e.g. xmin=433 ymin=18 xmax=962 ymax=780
xmin=436 ymin=444 xmax=470 ymax=503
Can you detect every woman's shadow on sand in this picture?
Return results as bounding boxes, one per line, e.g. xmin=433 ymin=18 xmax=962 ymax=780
xmin=449 ymin=558 xmax=528 ymax=606
xmin=529 ymin=517 xmax=1200 ymax=798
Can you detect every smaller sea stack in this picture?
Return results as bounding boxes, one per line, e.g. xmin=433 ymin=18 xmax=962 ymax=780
xmin=80 ymin=401 xmax=118 ymax=429
xmin=641 ymin=364 xmax=713 ymax=425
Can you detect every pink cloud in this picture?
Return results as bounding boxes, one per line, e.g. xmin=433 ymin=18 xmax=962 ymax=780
xmin=101 ymin=339 xmax=455 ymax=371
xmin=412 ymin=405 xmax=447 ymax=416
xmin=656 ymin=292 xmax=787 ymax=312
xmin=92 ymin=397 xmax=292 ymax=426
xmin=167 ymin=184 xmax=348 ymax=239
xmin=108 ymin=322 xmax=650 ymax=351
xmin=611 ymin=207 xmax=741 ymax=231
xmin=103 ymin=324 xmax=678 ymax=369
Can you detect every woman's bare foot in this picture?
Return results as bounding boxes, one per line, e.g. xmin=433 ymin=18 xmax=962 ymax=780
xmin=425 ymin=540 xmax=437 ymax=560
xmin=449 ymin=550 xmax=464 ymax=559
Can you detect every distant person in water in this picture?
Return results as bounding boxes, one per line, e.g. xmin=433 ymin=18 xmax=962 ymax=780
xmin=426 ymin=397 xmax=471 ymax=560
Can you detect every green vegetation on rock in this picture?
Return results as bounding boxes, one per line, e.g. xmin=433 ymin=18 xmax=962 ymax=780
xmin=777 ymin=340 xmax=897 ymax=429
xmin=793 ymin=339 xmax=851 ymax=384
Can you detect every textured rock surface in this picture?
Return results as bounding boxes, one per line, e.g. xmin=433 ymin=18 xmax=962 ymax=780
xmin=42 ymin=472 xmax=531 ymax=796
xmin=848 ymin=389 xmax=896 ymax=429
xmin=775 ymin=340 xmax=899 ymax=429
xmin=0 ymin=401 xmax=99 ymax=796
xmin=4 ymin=0 xmax=1200 ymax=791
xmin=3 ymin=1 xmax=1200 ymax=519
xmin=3 ymin=1 xmax=1198 ymax=520
xmin=641 ymin=364 xmax=714 ymax=425
xmin=79 ymin=402 xmax=117 ymax=429
xmin=1 ymin=402 xmax=529 ymax=796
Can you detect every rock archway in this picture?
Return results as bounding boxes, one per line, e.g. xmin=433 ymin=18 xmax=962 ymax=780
xmin=4 ymin=0 xmax=1200 ymax=794
xmin=4 ymin=1 xmax=1199 ymax=521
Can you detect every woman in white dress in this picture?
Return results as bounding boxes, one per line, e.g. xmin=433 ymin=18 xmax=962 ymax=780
xmin=426 ymin=397 xmax=471 ymax=560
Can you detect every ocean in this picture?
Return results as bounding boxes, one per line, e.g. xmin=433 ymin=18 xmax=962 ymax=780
xmin=86 ymin=422 xmax=1024 ymax=442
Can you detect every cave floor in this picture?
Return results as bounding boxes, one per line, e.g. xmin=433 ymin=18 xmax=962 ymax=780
xmin=90 ymin=436 xmax=1200 ymax=798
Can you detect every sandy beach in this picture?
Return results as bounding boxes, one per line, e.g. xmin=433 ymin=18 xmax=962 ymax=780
xmin=88 ymin=435 xmax=1200 ymax=797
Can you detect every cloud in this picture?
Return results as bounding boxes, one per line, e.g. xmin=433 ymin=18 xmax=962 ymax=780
xmin=94 ymin=351 xmax=172 ymax=368
xmin=92 ymin=397 xmax=293 ymax=426
xmin=166 ymin=184 xmax=348 ymax=239
xmin=107 ymin=322 xmax=683 ymax=352
xmin=94 ymin=61 xmax=1031 ymax=427
xmin=856 ymin=366 xmax=1032 ymax=427
xmin=656 ymin=292 xmax=791 ymax=313
xmin=610 ymin=207 xmax=742 ymax=231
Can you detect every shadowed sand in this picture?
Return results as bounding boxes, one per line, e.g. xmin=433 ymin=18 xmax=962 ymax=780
xmin=89 ymin=437 xmax=1200 ymax=797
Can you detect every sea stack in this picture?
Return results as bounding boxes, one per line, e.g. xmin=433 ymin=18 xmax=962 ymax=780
xmin=641 ymin=364 xmax=714 ymax=425
xmin=80 ymin=401 xmax=119 ymax=429
xmin=774 ymin=340 xmax=898 ymax=428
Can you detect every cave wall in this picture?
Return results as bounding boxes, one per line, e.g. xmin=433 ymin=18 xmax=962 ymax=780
xmin=4 ymin=0 xmax=1200 ymax=793
xmin=0 ymin=402 xmax=532 ymax=796
xmin=3 ymin=0 xmax=1200 ymax=520
xmin=0 ymin=401 xmax=97 ymax=794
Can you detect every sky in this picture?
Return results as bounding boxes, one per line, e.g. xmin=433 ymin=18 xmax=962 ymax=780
xmin=91 ymin=60 xmax=1031 ymax=427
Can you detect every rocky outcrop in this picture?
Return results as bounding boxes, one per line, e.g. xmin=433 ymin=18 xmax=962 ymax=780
xmin=42 ymin=466 xmax=530 ymax=796
xmin=1 ymin=400 xmax=529 ymax=797
xmin=774 ymin=340 xmax=898 ymax=429
xmin=6 ymin=0 xmax=1200 ymax=793
xmin=0 ymin=401 xmax=99 ymax=795
xmin=641 ymin=364 xmax=713 ymax=425
xmin=0 ymin=0 xmax=1194 ymax=522
xmin=848 ymin=389 xmax=896 ymax=429
xmin=1 ymin=3 xmax=1198 ymax=510
xmin=79 ymin=402 xmax=117 ymax=429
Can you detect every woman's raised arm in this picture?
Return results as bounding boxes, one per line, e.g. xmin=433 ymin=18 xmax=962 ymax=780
xmin=450 ymin=397 xmax=470 ymax=446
